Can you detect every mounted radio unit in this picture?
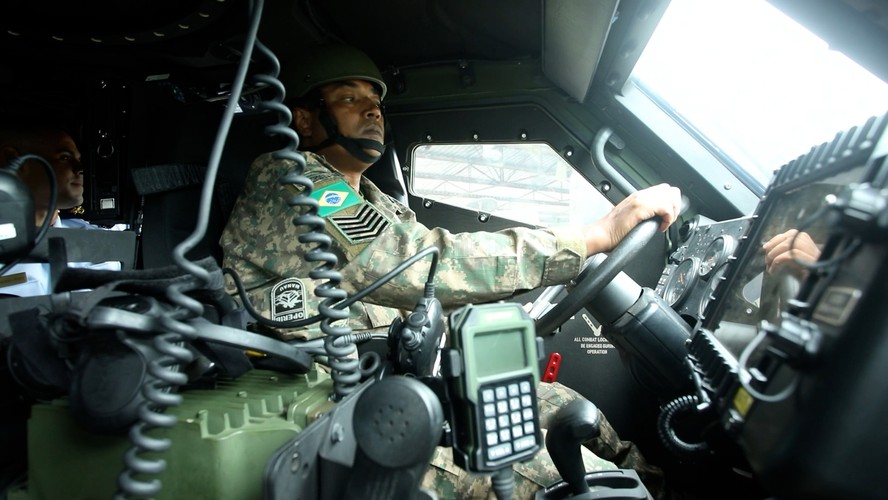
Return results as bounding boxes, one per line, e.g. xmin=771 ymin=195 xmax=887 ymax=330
xmin=687 ymin=112 xmax=888 ymax=500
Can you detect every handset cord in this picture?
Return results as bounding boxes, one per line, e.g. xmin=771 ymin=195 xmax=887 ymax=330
xmin=114 ymin=1 xmax=266 ymax=498
xmin=250 ymin=33 xmax=365 ymax=400
xmin=223 ymin=245 xmax=440 ymax=329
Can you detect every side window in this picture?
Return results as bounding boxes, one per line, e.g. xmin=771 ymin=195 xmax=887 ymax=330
xmin=411 ymin=143 xmax=613 ymax=227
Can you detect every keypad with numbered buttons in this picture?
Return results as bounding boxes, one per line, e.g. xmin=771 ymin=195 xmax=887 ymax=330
xmin=479 ymin=377 xmax=539 ymax=463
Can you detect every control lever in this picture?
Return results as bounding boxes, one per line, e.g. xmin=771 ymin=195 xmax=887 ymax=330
xmin=539 ymin=399 xmax=652 ymax=499
xmin=545 ymin=399 xmax=601 ymax=496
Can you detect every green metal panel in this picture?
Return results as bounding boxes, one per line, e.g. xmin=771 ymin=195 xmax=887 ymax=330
xmin=11 ymin=368 xmax=333 ymax=500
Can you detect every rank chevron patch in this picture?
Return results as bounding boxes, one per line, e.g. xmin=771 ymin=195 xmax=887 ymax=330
xmin=329 ymin=204 xmax=390 ymax=243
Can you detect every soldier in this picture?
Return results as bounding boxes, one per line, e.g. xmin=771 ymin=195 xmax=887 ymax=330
xmin=220 ymin=44 xmax=682 ymax=498
xmin=0 ymin=120 xmax=87 ymax=228
xmin=0 ymin=119 xmax=117 ymax=297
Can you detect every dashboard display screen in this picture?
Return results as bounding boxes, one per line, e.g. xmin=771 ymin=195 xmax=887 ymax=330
xmin=706 ymin=167 xmax=867 ymax=358
xmin=700 ymin=106 xmax=888 ymax=358
xmin=473 ymin=329 xmax=526 ymax=378
xmin=703 ymin=113 xmax=888 ymax=360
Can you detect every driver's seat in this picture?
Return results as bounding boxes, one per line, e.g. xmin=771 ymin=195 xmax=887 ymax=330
xmin=365 ymin=143 xmax=409 ymax=205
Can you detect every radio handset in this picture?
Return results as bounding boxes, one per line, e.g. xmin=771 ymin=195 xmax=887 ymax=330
xmin=442 ymin=302 xmax=543 ymax=473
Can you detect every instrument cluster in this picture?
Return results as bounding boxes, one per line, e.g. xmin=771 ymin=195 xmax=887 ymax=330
xmin=655 ymin=215 xmax=753 ymax=324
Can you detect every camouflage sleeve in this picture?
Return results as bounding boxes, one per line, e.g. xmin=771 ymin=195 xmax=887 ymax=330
xmin=335 ymin=218 xmax=586 ymax=310
xmin=222 ymin=151 xmax=586 ymax=312
xmin=221 ymin=152 xmax=341 ymax=283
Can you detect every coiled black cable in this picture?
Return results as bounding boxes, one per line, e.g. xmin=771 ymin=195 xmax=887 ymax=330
xmin=250 ymin=39 xmax=358 ymax=400
xmin=224 ymin=246 xmax=441 ymax=330
xmin=115 ymin=0 xmax=267 ymax=497
xmin=115 ymin=332 xmax=194 ymax=499
xmin=491 ymin=466 xmax=515 ymax=500
xmin=656 ymin=394 xmax=710 ymax=458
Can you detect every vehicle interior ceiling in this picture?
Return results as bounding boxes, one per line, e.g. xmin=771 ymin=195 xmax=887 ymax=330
xmin=2 ymin=0 xmax=888 ymax=498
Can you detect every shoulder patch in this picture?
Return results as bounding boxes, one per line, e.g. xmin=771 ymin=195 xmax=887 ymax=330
xmin=311 ymin=179 xmax=362 ymax=216
xmin=329 ymin=204 xmax=391 ymax=244
xmin=270 ymin=278 xmax=307 ymax=322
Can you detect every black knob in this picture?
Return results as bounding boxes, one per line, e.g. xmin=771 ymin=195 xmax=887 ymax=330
xmin=545 ymin=399 xmax=602 ymax=496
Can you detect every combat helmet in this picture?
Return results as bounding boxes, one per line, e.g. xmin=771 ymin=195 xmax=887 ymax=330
xmin=281 ymin=43 xmax=387 ymax=102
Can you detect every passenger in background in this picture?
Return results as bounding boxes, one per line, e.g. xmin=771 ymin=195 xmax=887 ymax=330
xmin=0 ymin=119 xmax=90 ymax=228
xmin=0 ymin=118 xmax=119 ymax=296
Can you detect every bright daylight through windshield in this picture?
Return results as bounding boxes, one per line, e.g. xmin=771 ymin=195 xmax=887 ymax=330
xmin=632 ymin=0 xmax=888 ymax=188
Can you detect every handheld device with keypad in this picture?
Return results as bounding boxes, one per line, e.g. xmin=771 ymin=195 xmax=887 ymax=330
xmin=443 ymin=302 xmax=542 ymax=472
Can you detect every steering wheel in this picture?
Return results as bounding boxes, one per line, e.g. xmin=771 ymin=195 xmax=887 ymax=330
xmin=534 ymin=217 xmax=662 ymax=336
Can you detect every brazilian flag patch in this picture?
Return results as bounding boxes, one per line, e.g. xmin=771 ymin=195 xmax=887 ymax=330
xmin=310 ymin=180 xmax=362 ymax=217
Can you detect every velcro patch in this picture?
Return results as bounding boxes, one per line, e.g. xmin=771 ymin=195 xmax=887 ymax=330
xmin=310 ymin=180 xmax=362 ymax=217
xmin=270 ymin=278 xmax=307 ymax=322
xmin=329 ymin=204 xmax=390 ymax=243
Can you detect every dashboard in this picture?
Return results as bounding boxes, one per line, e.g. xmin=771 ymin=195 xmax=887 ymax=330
xmin=654 ymin=215 xmax=753 ymax=327
xmin=661 ymin=111 xmax=888 ymax=500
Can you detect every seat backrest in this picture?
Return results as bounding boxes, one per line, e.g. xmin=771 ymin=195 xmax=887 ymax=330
xmin=32 ymin=228 xmax=138 ymax=270
xmin=139 ymin=183 xmax=222 ymax=268
xmin=365 ymin=145 xmax=408 ymax=205
xmin=137 ymin=112 xmax=284 ymax=269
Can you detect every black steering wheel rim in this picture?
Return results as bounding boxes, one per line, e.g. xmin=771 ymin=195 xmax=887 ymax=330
xmin=535 ymin=217 xmax=661 ymax=336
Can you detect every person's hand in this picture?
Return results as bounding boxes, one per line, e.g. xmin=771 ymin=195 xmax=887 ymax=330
xmin=581 ymin=183 xmax=682 ymax=256
xmin=763 ymin=229 xmax=820 ymax=274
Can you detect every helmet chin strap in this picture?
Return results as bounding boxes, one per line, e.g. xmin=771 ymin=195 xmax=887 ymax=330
xmin=306 ymin=109 xmax=387 ymax=165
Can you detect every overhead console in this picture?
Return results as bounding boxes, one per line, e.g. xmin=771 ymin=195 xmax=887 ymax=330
xmin=684 ymin=112 xmax=888 ymax=499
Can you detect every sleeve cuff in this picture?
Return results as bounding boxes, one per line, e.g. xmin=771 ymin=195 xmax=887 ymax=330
xmin=541 ymin=227 xmax=586 ymax=285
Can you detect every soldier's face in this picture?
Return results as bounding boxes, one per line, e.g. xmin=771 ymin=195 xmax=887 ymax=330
xmin=17 ymin=130 xmax=85 ymax=211
xmin=319 ymin=80 xmax=385 ymax=154
xmin=321 ymin=80 xmax=383 ymax=142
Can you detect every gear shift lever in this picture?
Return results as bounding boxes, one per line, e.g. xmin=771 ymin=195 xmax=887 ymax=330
xmin=545 ymin=399 xmax=602 ymax=496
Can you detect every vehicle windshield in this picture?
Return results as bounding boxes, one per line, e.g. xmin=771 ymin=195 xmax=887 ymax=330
xmin=631 ymin=0 xmax=888 ymax=191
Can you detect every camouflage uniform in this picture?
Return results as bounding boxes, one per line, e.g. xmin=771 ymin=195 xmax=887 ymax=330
xmin=221 ymin=151 xmax=588 ymax=340
xmin=220 ymin=151 xmax=663 ymax=498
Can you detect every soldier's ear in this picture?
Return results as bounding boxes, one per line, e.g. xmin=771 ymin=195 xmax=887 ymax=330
xmin=292 ymin=107 xmax=314 ymax=138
